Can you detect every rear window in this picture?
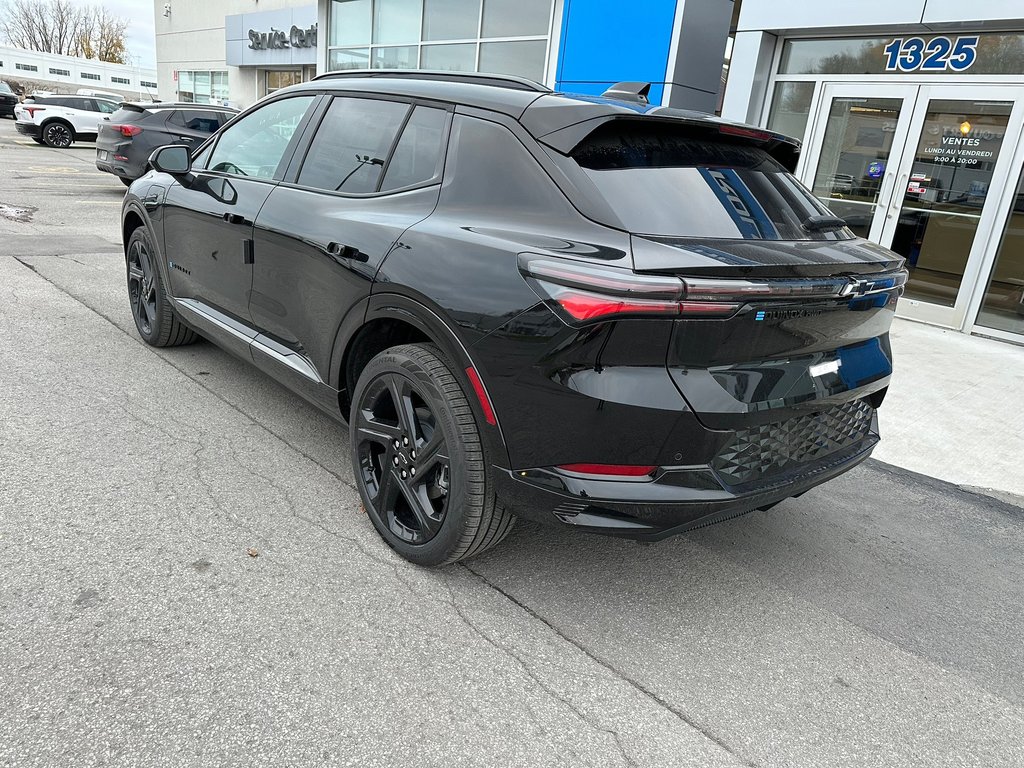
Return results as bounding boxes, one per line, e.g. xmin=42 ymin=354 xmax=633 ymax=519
xmin=110 ymin=107 xmax=145 ymax=123
xmin=570 ymin=122 xmax=851 ymax=241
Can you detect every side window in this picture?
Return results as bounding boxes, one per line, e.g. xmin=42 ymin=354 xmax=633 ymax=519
xmin=70 ymin=98 xmax=93 ymax=112
xmin=296 ymin=97 xmax=409 ymax=194
xmin=95 ymin=100 xmax=117 ymax=114
xmin=207 ymin=96 xmax=314 ymax=180
xmin=173 ymin=110 xmax=223 ymax=133
xmin=380 ymin=106 xmax=448 ymax=192
xmin=167 ymin=110 xmax=185 ymax=127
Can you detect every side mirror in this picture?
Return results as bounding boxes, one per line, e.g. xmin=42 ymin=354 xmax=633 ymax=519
xmin=150 ymin=144 xmax=192 ymax=176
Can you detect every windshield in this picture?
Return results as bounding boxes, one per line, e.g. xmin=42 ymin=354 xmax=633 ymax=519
xmin=0 ymin=82 xmax=12 ymax=94
xmin=570 ymin=122 xmax=852 ymax=241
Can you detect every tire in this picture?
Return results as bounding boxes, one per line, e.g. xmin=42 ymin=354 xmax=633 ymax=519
xmin=119 ymin=176 xmax=133 ymax=187
xmin=31 ymin=137 xmax=45 ymax=145
xmin=125 ymin=226 xmax=197 ymax=347
xmin=41 ymin=120 xmax=74 ymax=148
xmin=350 ymin=343 xmax=515 ymax=566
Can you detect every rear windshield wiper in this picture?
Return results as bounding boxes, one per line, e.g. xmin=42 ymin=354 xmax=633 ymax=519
xmin=802 ymin=214 xmax=849 ymax=232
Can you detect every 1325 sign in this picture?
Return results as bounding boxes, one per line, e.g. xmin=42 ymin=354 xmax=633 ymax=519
xmin=883 ymin=36 xmax=979 ymax=72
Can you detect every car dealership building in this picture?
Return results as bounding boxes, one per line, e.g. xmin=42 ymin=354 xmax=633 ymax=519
xmin=722 ymin=0 xmax=1024 ymax=344
xmin=155 ymin=0 xmax=1024 ymax=343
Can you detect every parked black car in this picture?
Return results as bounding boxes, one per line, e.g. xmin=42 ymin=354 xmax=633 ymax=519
xmin=97 ymin=102 xmax=237 ymax=186
xmin=121 ymin=71 xmax=907 ymax=566
xmin=0 ymin=81 xmax=17 ymax=118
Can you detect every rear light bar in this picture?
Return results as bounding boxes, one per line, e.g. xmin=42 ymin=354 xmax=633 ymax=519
xmin=519 ymin=255 xmax=908 ymax=324
xmin=112 ymin=124 xmax=142 ymax=137
xmin=23 ymin=106 xmax=45 ymax=117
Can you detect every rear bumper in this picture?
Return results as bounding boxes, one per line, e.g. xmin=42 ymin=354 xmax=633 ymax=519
xmin=95 ymin=149 xmax=144 ymax=180
xmin=15 ymin=121 xmax=40 ymax=138
xmin=495 ymin=414 xmax=879 ymax=540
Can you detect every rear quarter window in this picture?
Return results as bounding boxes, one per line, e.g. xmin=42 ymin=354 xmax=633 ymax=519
xmin=380 ymin=106 xmax=448 ymax=192
xmin=169 ymin=109 xmax=226 ymax=133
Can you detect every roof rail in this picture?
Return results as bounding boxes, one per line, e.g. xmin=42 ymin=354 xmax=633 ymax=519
xmin=312 ymin=69 xmax=551 ymax=93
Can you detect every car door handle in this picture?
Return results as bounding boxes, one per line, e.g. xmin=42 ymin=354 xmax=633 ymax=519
xmin=177 ymin=135 xmax=195 ymax=142
xmin=325 ymin=242 xmax=369 ymax=263
xmin=223 ymin=212 xmax=246 ymax=225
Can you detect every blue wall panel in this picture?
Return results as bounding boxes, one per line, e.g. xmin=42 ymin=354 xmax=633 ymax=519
xmin=555 ymin=0 xmax=678 ymax=104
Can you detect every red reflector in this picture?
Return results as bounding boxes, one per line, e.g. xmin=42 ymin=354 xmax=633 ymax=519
xmin=465 ymin=366 xmax=497 ymax=426
xmin=559 ymin=463 xmax=657 ymax=477
xmin=557 ymin=290 xmax=680 ymax=321
xmin=114 ymin=124 xmax=142 ymax=137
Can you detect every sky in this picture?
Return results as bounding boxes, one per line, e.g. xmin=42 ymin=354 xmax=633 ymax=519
xmin=66 ymin=0 xmax=157 ymax=69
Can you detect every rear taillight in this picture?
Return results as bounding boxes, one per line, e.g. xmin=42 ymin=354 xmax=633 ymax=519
xmin=24 ymin=106 xmax=45 ymax=117
xmin=519 ymin=256 xmax=738 ymax=321
xmin=112 ymin=124 xmax=142 ymax=137
xmin=519 ymin=255 xmax=908 ymax=325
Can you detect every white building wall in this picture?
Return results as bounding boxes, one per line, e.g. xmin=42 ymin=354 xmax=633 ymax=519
xmin=154 ymin=0 xmax=310 ymax=109
xmin=0 ymin=45 xmax=159 ymax=99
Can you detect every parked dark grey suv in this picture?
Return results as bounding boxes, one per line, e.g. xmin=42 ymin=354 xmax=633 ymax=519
xmin=121 ymin=71 xmax=906 ymax=565
xmin=96 ymin=102 xmax=236 ymax=185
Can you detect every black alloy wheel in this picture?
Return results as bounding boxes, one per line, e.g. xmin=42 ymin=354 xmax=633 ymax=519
xmin=351 ymin=344 xmax=515 ymax=566
xmin=42 ymin=122 xmax=73 ymax=148
xmin=356 ymin=370 xmax=452 ymax=545
xmin=128 ymin=236 xmax=158 ymax=337
xmin=125 ymin=227 xmax=197 ymax=347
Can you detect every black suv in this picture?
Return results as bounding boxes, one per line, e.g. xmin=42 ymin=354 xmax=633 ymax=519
xmin=97 ymin=102 xmax=237 ymax=186
xmin=0 ymin=81 xmax=17 ymax=118
xmin=121 ymin=72 xmax=906 ymax=566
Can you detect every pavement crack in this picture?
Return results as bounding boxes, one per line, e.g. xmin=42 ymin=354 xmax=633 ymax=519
xmin=439 ymin=576 xmax=637 ymax=768
xmin=460 ymin=563 xmax=759 ymax=767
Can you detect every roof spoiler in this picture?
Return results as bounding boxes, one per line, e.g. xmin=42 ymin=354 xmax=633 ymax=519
xmin=602 ymin=82 xmax=651 ymax=105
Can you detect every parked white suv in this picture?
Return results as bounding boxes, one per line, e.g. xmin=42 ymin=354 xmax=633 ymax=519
xmin=14 ymin=95 xmax=119 ymax=148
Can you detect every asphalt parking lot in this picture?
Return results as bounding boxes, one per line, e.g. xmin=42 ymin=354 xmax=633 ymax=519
xmin=1 ymin=116 xmax=1022 ymax=767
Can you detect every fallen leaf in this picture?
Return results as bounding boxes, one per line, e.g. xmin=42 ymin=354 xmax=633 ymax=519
xmin=246 ymin=548 xmax=259 ymax=558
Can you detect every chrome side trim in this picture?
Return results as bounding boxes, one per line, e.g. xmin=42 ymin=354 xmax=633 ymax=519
xmin=173 ymin=298 xmax=322 ymax=384
xmin=175 ymin=298 xmax=256 ymax=343
xmin=252 ymin=333 xmax=322 ymax=383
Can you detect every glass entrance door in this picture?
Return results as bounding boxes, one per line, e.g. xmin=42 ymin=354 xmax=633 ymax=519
xmin=804 ymin=84 xmax=1024 ymax=328
xmin=877 ymin=86 xmax=1023 ymax=326
xmin=802 ymin=84 xmax=920 ymax=241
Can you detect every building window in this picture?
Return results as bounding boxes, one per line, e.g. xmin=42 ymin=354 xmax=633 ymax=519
xmin=327 ymin=0 xmax=554 ymax=82
xmin=81 ymin=72 xmax=100 ymax=80
xmin=266 ymin=69 xmax=302 ymax=94
xmin=140 ymin=80 xmax=157 ymax=89
xmin=111 ymin=76 xmax=130 ymax=85
xmin=16 ymin=63 xmax=38 ymax=72
xmin=177 ymin=70 xmax=229 ymax=105
xmin=49 ymin=67 xmax=70 ymax=76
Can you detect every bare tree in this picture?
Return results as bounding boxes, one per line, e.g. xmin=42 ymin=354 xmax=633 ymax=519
xmin=0 ymin=0 xmax=129 ymax=63
xmin=79 ymin=6 xmax=127 ymax=63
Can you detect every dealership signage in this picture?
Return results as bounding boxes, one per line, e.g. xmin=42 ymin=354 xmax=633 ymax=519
xmin=226 ymin=6 xmax=318 ymax=67
xmin=248 ymin=23 xmax=317 ymax=51
xmin=883 ymin=36 xmax=979 ymax=73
